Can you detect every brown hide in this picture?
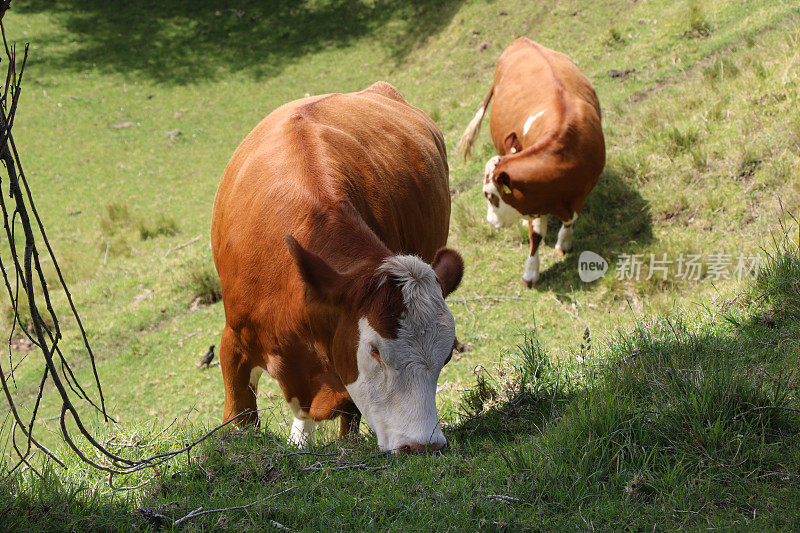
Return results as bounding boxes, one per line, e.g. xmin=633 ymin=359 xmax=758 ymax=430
xmin=210 ymin=82 xmax=451 ymax=429
xmin=487 ymin=38 xmax=605 ymax=222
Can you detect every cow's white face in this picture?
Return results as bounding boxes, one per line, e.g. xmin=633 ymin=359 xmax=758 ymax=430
xmin=483 ymin=156 xmax=522 ymax=228
xmin=345 ymin=256 xmax=454 ymax=453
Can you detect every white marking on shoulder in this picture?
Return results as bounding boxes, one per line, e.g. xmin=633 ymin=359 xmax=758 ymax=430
xmin=523 ymin=110 xmax=546 ymax=136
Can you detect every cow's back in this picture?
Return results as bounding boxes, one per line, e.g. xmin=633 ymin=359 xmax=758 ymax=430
xmin=296 ymin=82 xmax=451 ymax=261
xmin=211 ymin=83 xmax=449 ymax=339
xmin=489 ymin=38 xmax=601 ymax=155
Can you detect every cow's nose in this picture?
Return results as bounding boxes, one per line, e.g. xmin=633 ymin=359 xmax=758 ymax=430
xmin=396 ymin=439 xmax=447 ymax=454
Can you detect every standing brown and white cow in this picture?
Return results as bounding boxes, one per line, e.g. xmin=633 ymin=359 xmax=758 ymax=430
xmin=458 ymin=37 xmax=605 ymax=286
xmin=211 ymin=82 xmax=463 ymax=453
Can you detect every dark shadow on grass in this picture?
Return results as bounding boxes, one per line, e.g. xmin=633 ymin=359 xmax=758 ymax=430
xmin=445 ymin=335 xmax=578 ymax=447
xmin=14 ymin=0 xmax=466 ymax=85
xmin=446 ymin=388 xmax=575 ymax=447
xmin=535 ymin=165 xmax=653 ymax=290
xmin=0 ymin=467 xmax=154 ymax=530
xmin=449 ymin=273 xmax=799 ymax=466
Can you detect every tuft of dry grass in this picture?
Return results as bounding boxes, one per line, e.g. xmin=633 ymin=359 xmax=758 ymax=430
xmin=180 ymin=259 xmax=222 ymax=305
xmin=684 ymin=2 xmax=712 ymax=38
xmin=138 ymin=215 xmax=179 ymax=240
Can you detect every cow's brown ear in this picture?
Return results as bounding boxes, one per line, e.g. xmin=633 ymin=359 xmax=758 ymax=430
xmin=493 ymin=171 xmax=513 ymax=195
xmin=432 ymin=248 xmax=464 ymax=297
xmin=285 ymin=234 xmax=347 ymax=306
xmin=503 ymin=132 xmax=522 ymax=154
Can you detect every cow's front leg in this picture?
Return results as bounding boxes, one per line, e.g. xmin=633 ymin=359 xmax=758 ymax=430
xmin=288 ymin=397 xmax=315 ymax=447
xmin=522 ymin=215 xmax=548 ymax=287
xmin=220 ymin=326 xmax=261 ymax=427
xmin=555 ymin=212 xmax=578 ymax=255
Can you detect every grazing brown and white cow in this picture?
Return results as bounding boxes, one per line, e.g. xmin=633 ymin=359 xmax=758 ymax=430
xmin=211 ymin=82 xmax=464 ymax=453
xmin=458 ymin=37 xmax=605 ymax=286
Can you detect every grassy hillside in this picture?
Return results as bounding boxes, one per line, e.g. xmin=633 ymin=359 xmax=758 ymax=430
xmin=3 ymin=0 xmax=799 ymax=437
xmin=3 ymin=231 xmax=799 ymax=530
xmin=1 ymin=0 xmax=800 ymax=528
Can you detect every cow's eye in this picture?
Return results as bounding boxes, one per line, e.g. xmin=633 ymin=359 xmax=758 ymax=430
xmin=369 ymin=346 xmax=381 ymax=364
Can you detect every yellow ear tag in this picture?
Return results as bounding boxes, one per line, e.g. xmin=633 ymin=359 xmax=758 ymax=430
xmin=502 ymin=184 xmax=512 ymax=194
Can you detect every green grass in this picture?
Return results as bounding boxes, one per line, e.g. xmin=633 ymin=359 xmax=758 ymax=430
xmin=180 ymin=259 xmax=222 ymax=306
xmin=3 ymin=0 xmax=800 ymax=427
xmin=2 ymin=230 xmax=798 ymax=530
xmin=1 ymin=0 xmax=800 ymax=528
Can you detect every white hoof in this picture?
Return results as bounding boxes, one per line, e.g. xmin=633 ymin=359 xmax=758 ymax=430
xmin=522 ymin=254 xmax=540 ymax=287
xmin=522 ymin=272 xmax=539 ymax=287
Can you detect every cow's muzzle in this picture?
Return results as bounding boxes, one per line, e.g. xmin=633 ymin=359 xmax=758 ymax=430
xmin=395 ymin=439 xmax=447 ymax=454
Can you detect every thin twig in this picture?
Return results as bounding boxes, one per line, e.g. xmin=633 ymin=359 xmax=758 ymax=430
xmin=164 ymin=235 xmax=201 ymax=258
xmin=178 ymin=331 xmax=199 ymax=347
xmin=732 ymin=405 xmax=800 ymax=420
xmin=108 ymin=471 xmax=155 ymax=492
xmin=486 ymin=494 xmax=521 ymax=503
xmin=450 ymin=295 xmax=537 ymax=303
xmin=172 ymin=486 xmax=295 ymax=526
xmin=458 ymin=297 xmax=478 ymax=333
xmin=302 ymin=462 xmax=388 ymax=472
xmin=0 ymin=18 xmax=263 ymax=480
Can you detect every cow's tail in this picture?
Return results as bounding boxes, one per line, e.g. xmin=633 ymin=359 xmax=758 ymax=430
xmin=457 ymin=86 xmax=494 ymax=160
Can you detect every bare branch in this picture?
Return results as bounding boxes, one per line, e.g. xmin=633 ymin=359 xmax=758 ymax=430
xmin=164 ymin=235 xmax=202 ymax=258
xmin=171 ymin=486 xmax=296 ymax=527
xmin=302 ymin=462 xmax=388 ymax=472
xmin=0 ymin=17 xmax=262 ymax=482
xmin=450 ymin=295 xmax=537 ymax=303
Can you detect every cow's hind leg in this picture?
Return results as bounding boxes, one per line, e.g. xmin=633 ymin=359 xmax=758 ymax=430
xmin=555 ymin=212 xmax=579 ymax=255
xmin=523 ymin=215 xmax=548 ymax=287
xmin=220 ymin=326 xmax=260 ymax=427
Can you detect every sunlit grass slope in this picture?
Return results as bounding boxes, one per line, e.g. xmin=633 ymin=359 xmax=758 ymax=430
xmin=3 ymin=228 xmax=799 ymax=530
xmin=1 ymin=0 xmax=799 ymax=458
